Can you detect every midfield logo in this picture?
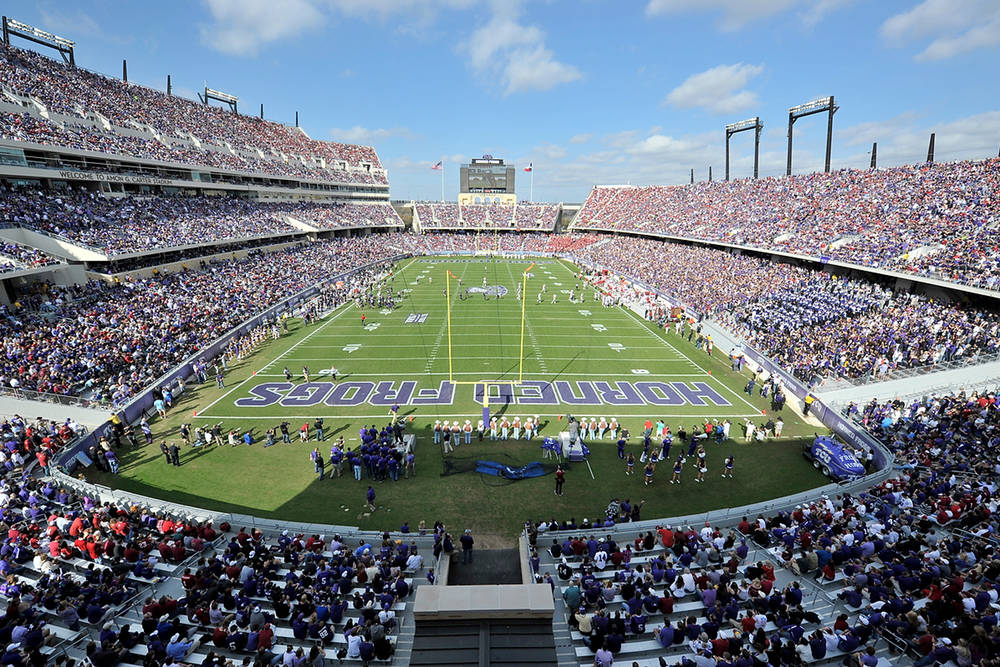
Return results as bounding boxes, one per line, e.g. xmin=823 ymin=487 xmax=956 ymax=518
xmin=468 ymin=285 xmax=508 ymax=297
xmin=235 ymin=380 xmax=732 ymax=408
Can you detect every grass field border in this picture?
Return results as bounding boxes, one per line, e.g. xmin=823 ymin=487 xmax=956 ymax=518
xmin=92 ymin=254 xmax=833 ymax=538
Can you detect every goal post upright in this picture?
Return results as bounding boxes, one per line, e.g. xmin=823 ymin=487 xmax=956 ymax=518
xmin=446 ymin=269 xmax=454 ymax=383
xmin=518 ymin=262 xmax=534 ymax=384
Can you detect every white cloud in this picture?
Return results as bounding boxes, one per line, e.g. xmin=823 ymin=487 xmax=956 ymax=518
xmin=199 ymin=0 xmax=472 ymax=56
xmin=329 ymin=126 xmax=413 ymax=143
xmin=836 ymin=110 xmax=1000 ymax=167
xmin=800 ymin=0 xmax=854 ymax=28
xmin=665 ymin=63 xmax=764 ymax=114
xmin=569 ymin=133 xmax=592 ymax=145
xmin=38 ymin=7 xmax=104 ymax=38
xmin=463 ymin=3 xmax=581 ymax=95
xmin=881 ymin=0 xmax=1000 ymax=61
xmin=200 ymin=0 xmax=324 ymax=56
xmin=530 ymin=143 xmax=568 ymax=161
xmin=646 ymin=0 xmax=797 ymax=31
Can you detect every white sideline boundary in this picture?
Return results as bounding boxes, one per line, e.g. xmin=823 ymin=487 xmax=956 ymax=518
xmin=620 ymin=307 xmax=761 ymax=413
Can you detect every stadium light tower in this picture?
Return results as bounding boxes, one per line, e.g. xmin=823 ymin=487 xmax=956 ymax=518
xmin=199 ymin=85 xmax=239 ymax=114
xmin=725 ymin=117 xmax=763 ymax=180
xmin=2 ymin=16 xmax=75 ymax=65
xmin=786 ymin=96 xmax=838 ymax=175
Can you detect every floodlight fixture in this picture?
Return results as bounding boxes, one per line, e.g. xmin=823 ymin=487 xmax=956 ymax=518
xmin=2 ymin=16 xmax=75 ymax=65
xmin=787 ymin=95 xmax=838 ymax=175
xmin=200 ymin=85 xmax=239 ymax=113
xmin=724 ymin=116 xmax=763 ymax=180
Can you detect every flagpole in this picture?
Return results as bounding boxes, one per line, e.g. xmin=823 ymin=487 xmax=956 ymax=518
xmin=530 ymin=168 xmax=534 ymax=203
xmin=441 ymin=163 xmax=445 ymax=202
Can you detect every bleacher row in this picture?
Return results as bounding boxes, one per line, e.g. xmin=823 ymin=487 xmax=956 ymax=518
xmin=414 ymin=202 xmax=559 ymax=231
xmin=0 ymin=43 xmax=387 ymax=186
xmin=0 ymin=466 xmax=438 ymax=667
xmin=573 ymin=158 xmax=1000 ymax=293
xmin=525 ymin=447 xmax=1000 ymax=667
xmin=0 ymin=186 xmax=403 ymax=257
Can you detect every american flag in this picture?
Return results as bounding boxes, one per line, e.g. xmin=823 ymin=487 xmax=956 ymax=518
xmin=524 ymin=162 xmax=533 ymax=172
xmin=431 ymin=161 xmax=443 ymax=170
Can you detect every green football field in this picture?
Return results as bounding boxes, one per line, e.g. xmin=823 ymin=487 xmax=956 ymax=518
xmin=92 ymin=256 xmax=831 ymax=543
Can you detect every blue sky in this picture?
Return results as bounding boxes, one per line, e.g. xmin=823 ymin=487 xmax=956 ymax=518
xmin=7 ymin=0 xmax=1000 ymax=202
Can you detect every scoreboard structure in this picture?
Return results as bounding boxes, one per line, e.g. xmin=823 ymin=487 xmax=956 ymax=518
xmin=458 ymin=155 xmax=516 ymax=205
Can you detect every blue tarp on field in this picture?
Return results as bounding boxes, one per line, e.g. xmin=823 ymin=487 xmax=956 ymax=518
xmin=476 ymin=460 xmax=547 ymax=479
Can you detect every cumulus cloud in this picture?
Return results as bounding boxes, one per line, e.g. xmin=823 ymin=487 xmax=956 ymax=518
xmin=464 ymin=3 xmax=581 ymax=95
xmin=881 ymin=0 xmax=1000 ymax=61
xmin=646 ymin=0 xmax=797 ymax=31
xmin=665 ymin=63 xmax=764 ymax=114
xmin=200 ymin=0 xmax=324 ymax=56
xmin=569 ymin=133 xmax=592 ymax=145
xmin=200 ymin=0 xmax=472 ymax=56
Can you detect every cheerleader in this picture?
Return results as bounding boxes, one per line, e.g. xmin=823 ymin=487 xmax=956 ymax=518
xmin=671 ymin=456 xmax=683 ymax=484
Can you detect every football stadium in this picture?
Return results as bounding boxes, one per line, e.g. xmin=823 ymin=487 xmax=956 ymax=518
xmin=0 ymin=4 xmax=998 ymax=666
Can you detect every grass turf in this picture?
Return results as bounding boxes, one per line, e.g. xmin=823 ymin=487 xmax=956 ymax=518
xmin=88 ymin=256 xmax=831 ymax=543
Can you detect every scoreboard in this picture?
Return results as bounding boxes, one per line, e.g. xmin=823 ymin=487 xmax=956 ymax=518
xmin=460 ymin=155 xmax=515 ymax=194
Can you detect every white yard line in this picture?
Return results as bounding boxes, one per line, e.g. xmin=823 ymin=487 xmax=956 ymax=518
xmin=198 ymin=297 xmax=355 ymax=414
xmin=283 ymin=343 xmax=673 ymax=350
xmin=248 ymin=371 xmax=710 ymax=378
xmin=620 ymin=307 xmax=761 ymax=412
xmin=196 ymin=412 xmax=767 ymax=420
xmin=267 ymin=355 xmax=697 ymax=362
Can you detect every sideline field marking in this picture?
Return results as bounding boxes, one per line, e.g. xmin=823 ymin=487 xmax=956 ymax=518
xmin=262 ymin=356 xmax=696 ymax=362
xmin=280 ymin=343 xmax=674 ymax=350
xmin=620 ymin=307 xmax=761 ymax=413
xmin=247 ymin=372 xmax=710 ymax=378
xmin=196 ymin=412 xmax=767 ymax=421
xmin=198 ymin=301 xmax=356 ymax=414
xmin=196 ymin=258 xmax=419 ymax=416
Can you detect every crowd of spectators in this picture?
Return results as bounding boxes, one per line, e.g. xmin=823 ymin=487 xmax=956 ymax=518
xmin=574 ymin=235 xmax=1000 ymax=382
xmin=574 ymin=158 xmax=1000 ymax=291
xmin=0 ymin=44 xmax=387 ymax=185
xmin=394 ymin=231 xmax=577 ymax=255
xmin=527 ymin=386 xmax=1000 ymax=665
xmin=0 ymin=240 xmax=61 ymax=272
xmin=723 ymin=277 xmax=1000 ymax=383
xmin=286 ymin=202 xmax=402 ymax=230
xmin=414 ymin=202 xmax=558 ymax=230
xmin=0 ymin=186 xmax=399 ymax=256
xmin=0 ymin=234 xmax=407 ymax=403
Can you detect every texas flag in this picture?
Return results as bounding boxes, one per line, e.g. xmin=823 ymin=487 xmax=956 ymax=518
xmin=524 ymin=162 xmax=533 ymax=172
xmin=431 ymin=161 xmax=443 ymax=170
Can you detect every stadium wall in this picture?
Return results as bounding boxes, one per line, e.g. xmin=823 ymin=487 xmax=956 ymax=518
xmin=567 ymin=253 xmax=894 ymax=475
xmin=53 ymin=254 xmax=409 ymax=473
xmin=49 ymin=248 xmax=894 ymax=546
xmin=578 ymin=226 xmax=1000 ymax=302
